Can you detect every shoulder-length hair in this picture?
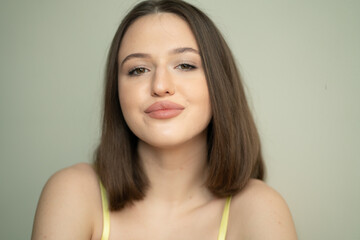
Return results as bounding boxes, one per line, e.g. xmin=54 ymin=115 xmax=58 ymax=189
xmin=94 ymin=0 xmax=265 ymax=211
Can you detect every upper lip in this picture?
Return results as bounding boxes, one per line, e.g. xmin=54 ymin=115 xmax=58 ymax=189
xmin=144 ymin=100 xmax=185 ymax=113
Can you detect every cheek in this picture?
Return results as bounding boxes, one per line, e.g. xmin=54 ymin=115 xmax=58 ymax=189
xmin=118 ymin=79 xmax=139 ymax=106
xmin=118 ymin=81 xmax=148 ymax=135
xmin=118 ymin=83 xmax=137 ymax=121
xmin=182 ymin=79 xmax=212 ymax=127
xmin=119 ymin=88 xmax=129 ymax=114
xmin=198 ymin=82 xmax=212 ymax=121
xmin=185 ymin=78 xmax=211 ymax=109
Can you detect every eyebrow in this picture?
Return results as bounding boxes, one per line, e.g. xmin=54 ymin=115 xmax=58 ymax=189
xmin=120 ymin=47 xmax=200 ymax=67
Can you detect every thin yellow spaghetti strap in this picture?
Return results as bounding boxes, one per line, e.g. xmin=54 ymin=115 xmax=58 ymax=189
xmin=217 ymin=196 xmax=232 ymax=240
xmin=100 ymin=181 xmax=110 ymax=240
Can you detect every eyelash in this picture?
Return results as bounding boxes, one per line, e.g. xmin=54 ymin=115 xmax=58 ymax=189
xmin=176 ymin=63 xmax=197 ymax=71
xmin=128 ymin=67 xmax=148 ymax=76
xmin=127 ymin=63 xmax=197 ymax=76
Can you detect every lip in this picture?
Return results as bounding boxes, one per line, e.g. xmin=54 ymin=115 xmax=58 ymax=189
xmin=144 ymin=101 xmax=185 ymax=119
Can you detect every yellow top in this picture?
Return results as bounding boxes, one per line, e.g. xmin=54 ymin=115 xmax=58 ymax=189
xmin=100 ymin=182 xmax=110 ymax=240
xmin=100 ymin=182 xmax=232 ymax=240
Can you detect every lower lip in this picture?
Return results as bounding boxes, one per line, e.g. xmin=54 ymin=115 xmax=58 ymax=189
xmin=146 ymin=109 xmax=183 ymax=119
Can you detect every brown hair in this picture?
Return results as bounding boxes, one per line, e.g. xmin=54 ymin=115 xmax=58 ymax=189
xmin=94 ymin=0 xmax=265 ymax=211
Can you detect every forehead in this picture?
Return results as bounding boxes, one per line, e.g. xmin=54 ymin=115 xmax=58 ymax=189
xmin=119 ymin=13 xmax=199 ymax=58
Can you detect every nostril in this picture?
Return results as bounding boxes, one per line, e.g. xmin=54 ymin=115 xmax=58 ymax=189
xmin=151 ymin=90 xmax=173 ymax=97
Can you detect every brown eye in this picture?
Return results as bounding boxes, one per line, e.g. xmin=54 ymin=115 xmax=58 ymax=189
xmin=176 ymin=63 xmax=196 ymax=71
xmin=128 ymin=67 xmax=149 ymax=76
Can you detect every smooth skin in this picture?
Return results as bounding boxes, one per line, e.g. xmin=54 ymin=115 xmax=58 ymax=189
xmin=32 ymin=13 xmax=297 ymax=240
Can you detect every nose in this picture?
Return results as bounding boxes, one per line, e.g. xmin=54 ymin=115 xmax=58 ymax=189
xmin=151 ymin=67 xmax=175 ymax=97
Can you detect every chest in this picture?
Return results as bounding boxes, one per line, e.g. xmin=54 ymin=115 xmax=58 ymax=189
xmin=107 ymin=203 xmax=225 ymax=240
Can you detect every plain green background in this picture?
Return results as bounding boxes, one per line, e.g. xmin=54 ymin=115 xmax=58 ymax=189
xmin=1 ymin=0 xmax=359 ymax=239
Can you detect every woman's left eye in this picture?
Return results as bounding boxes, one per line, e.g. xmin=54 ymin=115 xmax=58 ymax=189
xmin=176 ymin=63 xmax=196 ymax=71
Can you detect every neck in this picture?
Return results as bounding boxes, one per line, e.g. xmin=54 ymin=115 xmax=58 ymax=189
xmin=138 ymin=132 xmax=212 ymax=207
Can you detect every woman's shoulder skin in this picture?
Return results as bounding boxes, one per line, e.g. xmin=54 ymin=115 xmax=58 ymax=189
xmin=31 ymin=163 xmax=103 ymax=240
xmin=32 ymin=165 xmax=297 ymax=240
xmin=228 ymin=179 xmax=298 ymax=240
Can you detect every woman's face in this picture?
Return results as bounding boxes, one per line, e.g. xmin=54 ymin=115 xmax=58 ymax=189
xmin=118 ymin=13 xmax=211 ymax=148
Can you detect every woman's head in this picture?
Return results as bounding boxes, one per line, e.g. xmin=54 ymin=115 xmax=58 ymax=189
xmin=95 ymin=0 xmax=264 ymax=210
xmin=118 ymin=13 xmax=212 ymax=148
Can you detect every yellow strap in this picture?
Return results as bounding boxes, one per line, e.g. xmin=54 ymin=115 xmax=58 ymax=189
xmin=100 ymin=181 xmax=110 ymax=240
xmin=217 ymin=196 xmax=232 ymax=240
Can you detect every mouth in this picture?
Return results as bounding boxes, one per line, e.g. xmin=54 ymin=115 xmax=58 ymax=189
xmin=144 ymin=101 xmax=185 ymax=119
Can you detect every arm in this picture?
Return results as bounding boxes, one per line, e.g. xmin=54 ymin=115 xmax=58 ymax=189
xmin=31 ymin=163 xmax=98 ymax=240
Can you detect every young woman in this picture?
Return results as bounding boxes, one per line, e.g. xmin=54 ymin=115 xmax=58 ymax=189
xmin=32 ymin=0 xmax=297 ymax=239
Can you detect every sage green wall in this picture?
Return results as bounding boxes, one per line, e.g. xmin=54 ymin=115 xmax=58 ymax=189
xmin=0 ymin=0 xmax=359 ymax=239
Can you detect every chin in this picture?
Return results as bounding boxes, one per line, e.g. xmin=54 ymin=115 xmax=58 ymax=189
xmin=138 ymin=129 xmax=208 ymax=150
xmin=140 ymin=135 xmax=186 ymax=149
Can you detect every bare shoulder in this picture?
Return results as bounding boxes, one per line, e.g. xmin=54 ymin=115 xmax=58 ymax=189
xmin=229 ymin=179 xmax=298 ymax=240
xmin=32 ymin=163 xmax=102 ymax=240
xmin=46 ymin=162 xmax=98 ymax=187
xmin=38 ymin=163 xmax=99 ymax=203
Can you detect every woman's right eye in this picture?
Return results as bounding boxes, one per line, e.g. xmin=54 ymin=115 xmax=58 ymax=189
xmin=128 ymin=67 xmax=149 ymax=76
